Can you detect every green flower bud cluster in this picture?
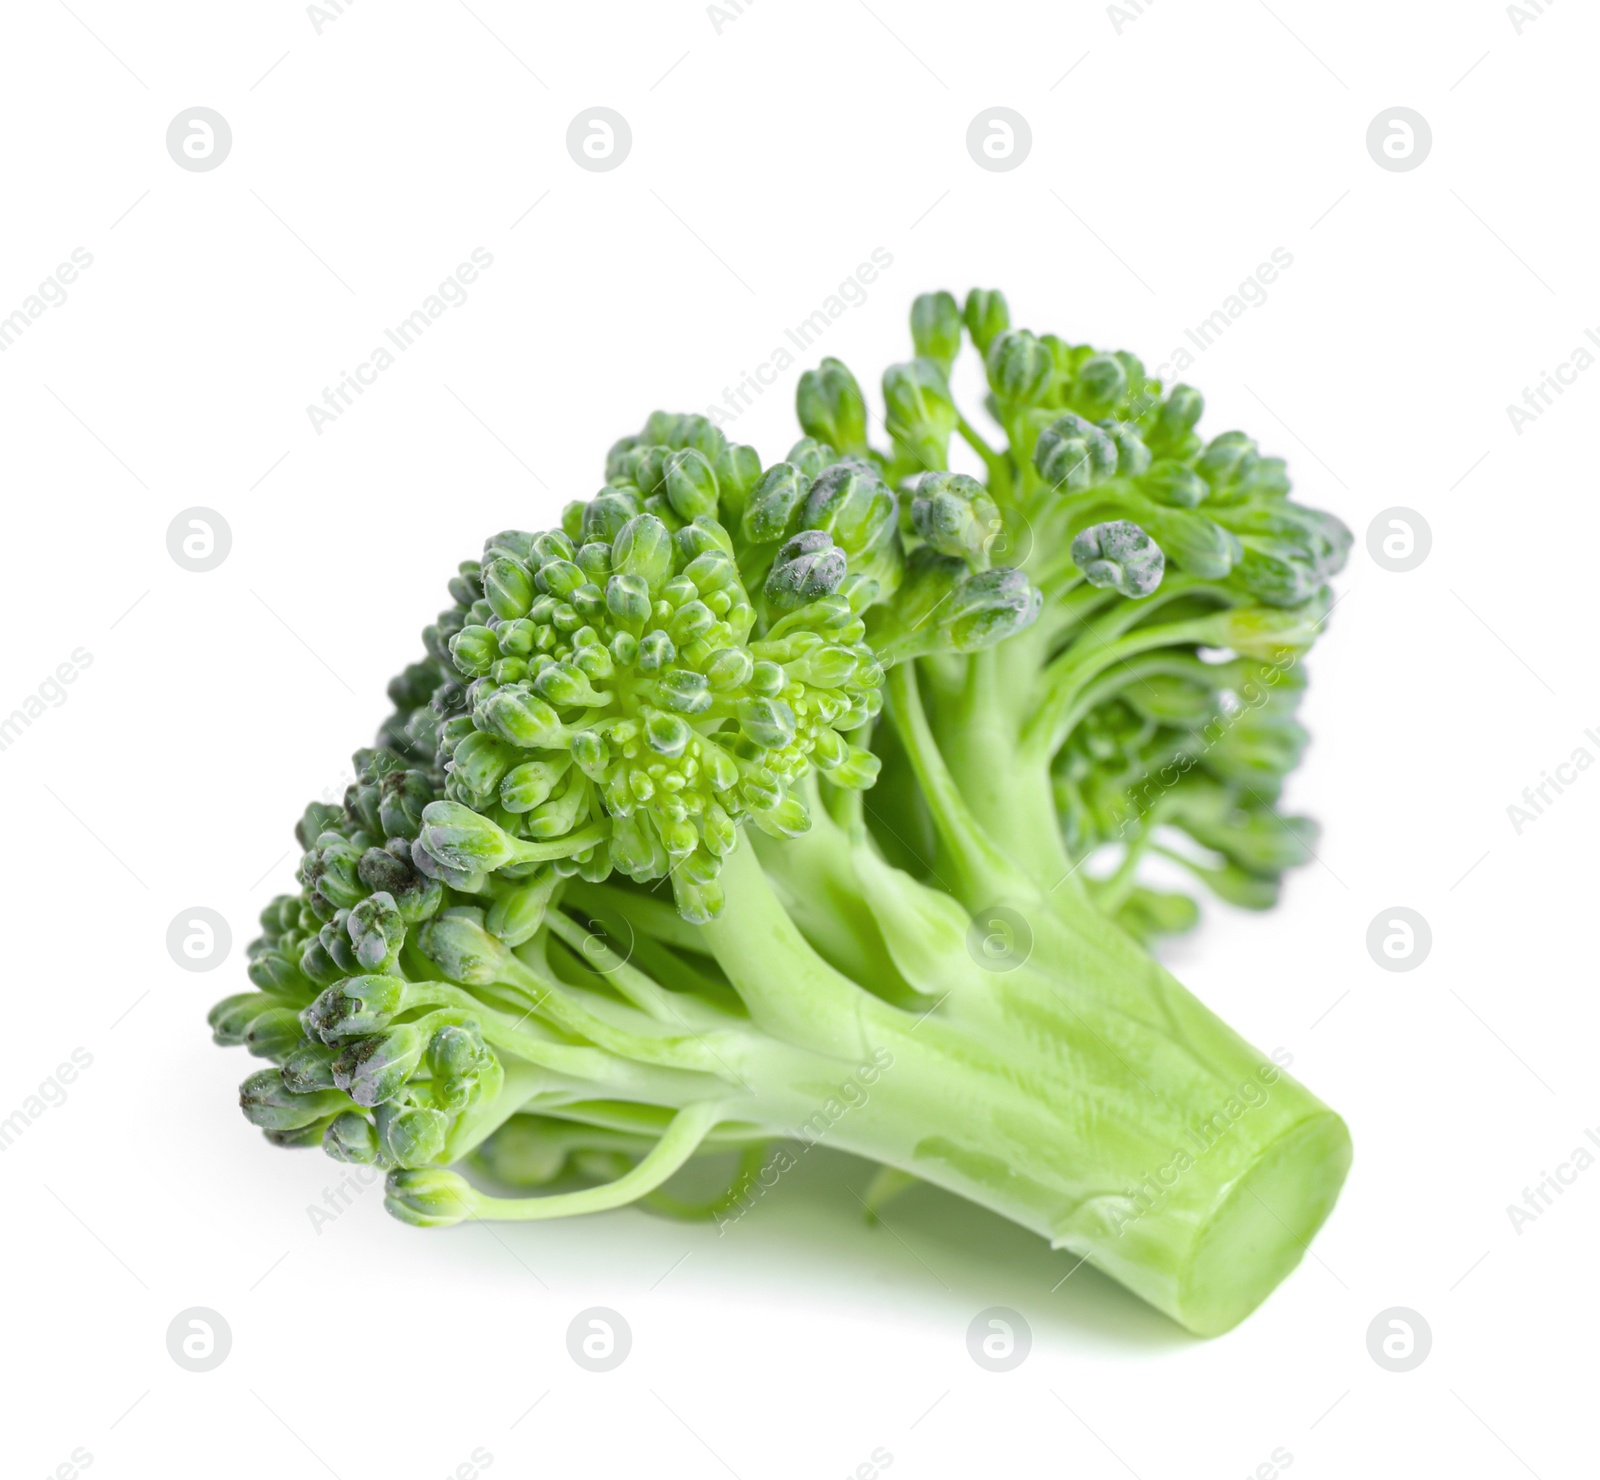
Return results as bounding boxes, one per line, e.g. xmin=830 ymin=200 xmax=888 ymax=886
xmin=407 ymin=499 xmax=885 ymax=923
xmin=1054 ymin=655 xmax=1319 ymax=938
xmin=785 ymin=288 xmax=1350 ymax=939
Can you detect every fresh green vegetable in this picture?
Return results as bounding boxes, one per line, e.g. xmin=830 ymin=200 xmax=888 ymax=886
xmin=212 ymin=291 xmax=1351 ymax=1336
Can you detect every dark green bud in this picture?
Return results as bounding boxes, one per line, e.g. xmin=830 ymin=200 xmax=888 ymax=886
xmin=1071 ymin=520 xmax=1165 ymax=597
xmin=963 ymin=288 xmax=1010 ymax=355
xmin=281 ymin=1039 xmax=341 ymax=1093
xmin=742 ymin=463 xmax=811 ymax=545
xmin=1034 ymin=413 xmax=1118 ymax=491
xmin=486 ymin=868 xmax=559 ymax=946
xmin=376 ymin=1103 xmax=450 ymax=1169
xmin=1148 ymin=384 xmax=1204 ymax=457
xmin=239 ymin=1069 xmax=346 ymax=1132
xmin=209 ymin=992 xmax=283 ymax=1047
xmin=377 ymin=769 xmax=435 ymax=840
xmin=985 ymin=331 xmax=1054 ymax=409
xmin=1141 ymin=460 xmax=1209 ymax=509
xmin=910 ymin=291 xmax=963 ymax=371
xmin=909 ymin=471 xmax=1000 ymax=567
xmin=450 ymin=625 xmax=499 ymax=678
xmin=347 ymin=890 xmax=405 ymax=971
xmin=1072 ymin=353 xmax=1129 ymax=414
xmin=324 ymin=1111 xmax=381 ymax=1164
xmin=243 ymin=1008 xmax=307 ymax=1062
xmin=333 ymin=1025 xmax=426 ymax=1108
xmin=766 ymin=531 xmax=847 ymax=610
xmin=302 ymin=973 xmax=409 ymax=1042
xmin=803 ymin=462 xmax=896 ymax=560
xmin=796 ymin=357 xmax=869 ymax=455
xmin=943 ymin=567 xmax=1043 ymax=651
xmin=417 ymin=910 xmax=513 ymax=986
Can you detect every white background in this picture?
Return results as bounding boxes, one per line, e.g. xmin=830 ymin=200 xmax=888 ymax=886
xmin=2 ymin=1 xmax=1595 ymax=1476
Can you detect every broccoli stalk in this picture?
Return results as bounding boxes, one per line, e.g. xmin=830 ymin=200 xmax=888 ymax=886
xmin=213 ymin=295 xmax=1352 ymax=1336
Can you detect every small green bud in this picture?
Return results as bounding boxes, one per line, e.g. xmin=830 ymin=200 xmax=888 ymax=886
xmin=209 ymin=992 xmax=282 ymax=1047
xmin=385 ymin=1167 xmax=475 ymax=1227
xmin=486 ymin=868 xmax=560 ymax=946
xmin=347 ymin=890 xmax=405 ymax=971
xmin=324 ymin=1111 xmax=381 ymax=1164
xmin=739 ymin=695 xmax=798 ymax=748
xmin=376 ymin=1104 xmax=451 ymax=1169
xmin=449 ymin=625 xmax=499 ymax=678
xmin=1034 ymin=413 xmax=1118 ymax=492
xmin=664 ymin=449 xmax=720 ymax=521
xmin=239 ymin=1069 xmax=346 ymax=1132
xmin=742 ymin=463 xmax=811 ymax=545
xmin=612 ymin=514 xmax=675 ymax=592
xmin=942 ymin=567 xmax=1044 ymax=651
xmin=478 ymin=686 xmax=567 ymax=749
xmin=417 ymin=911 xmax=513 ymax=986
xmin=483 ymin=558 xmax=534 ymax=621
xmin=333 ymin=1025 xmax=426 ymax=1108
xmin=803 ymin=462 xmax=896 ymax=560
xmin=281 ymin=1039 xmax=340 ymax=1093
xmin=1148 ymin=384 xmax=1204 ymax=457
xmin=883 ymin=358 xmax=957 ymax=467
xmin=243 ymin=1008 xmax=307 ymax=1062
xmin=1141 ymin=461 xmax=1209 ymax=509
xmin=302 ymin=973 xmax=409 ymax=1043
xmin=986 ymin=330 xmax=1054 ymax=409
xmin=909 ymin=471 xmax=1000 ymax=567
xmin=796 ymin=357 xmax=869 ymax=456
xmin=417 ymin=801 xmax=520 ymax=873
xmin=910 ymin=291 xmax=963 ymax=371
xmin=1072 ymin=353 xmax=1129 ymax=415
xmin=713 ymin=443 xmax=764 ymax=516
xmin=963 ymin=288 xmax=1010 ymax=355
xmin=765 ymin=530 xmax=848 ymax=610
xmin=786 ymin=437 xmax=836 ymax=480
xmin=1071 ymin=520 xmax=1165 ymax=598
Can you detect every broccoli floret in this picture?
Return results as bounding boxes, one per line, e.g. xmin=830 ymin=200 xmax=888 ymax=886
xmin=210 ymin=294 xmax=1352 ymax=1338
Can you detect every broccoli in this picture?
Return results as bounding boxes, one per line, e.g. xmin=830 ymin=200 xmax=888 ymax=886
xmin=211 ymin=290 xmax=1351 ymax=1336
